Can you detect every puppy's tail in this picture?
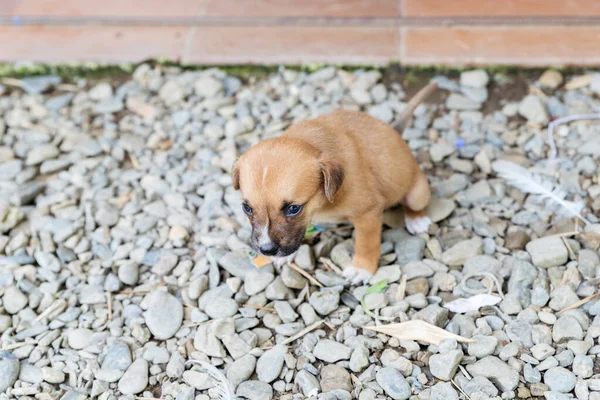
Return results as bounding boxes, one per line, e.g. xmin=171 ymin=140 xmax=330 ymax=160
xmin=393 ymin=81 xmax=438 ymax=132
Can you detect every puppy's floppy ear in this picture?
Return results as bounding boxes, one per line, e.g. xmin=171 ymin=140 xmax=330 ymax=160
xmin=319 ymin=159 xmax=344 ymax=202
xmin=232 ymin=159 xmax=241 ymax=190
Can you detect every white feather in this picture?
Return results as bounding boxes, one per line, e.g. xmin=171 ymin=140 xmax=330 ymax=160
xmin=492 ymin=160 xmax=590 ymax=226
xmin=186 ymin=360 xmax=235 ymax=400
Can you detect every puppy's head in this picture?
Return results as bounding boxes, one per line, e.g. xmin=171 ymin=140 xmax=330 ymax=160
xmin=232 ymin=137 xmax=343 ymax=257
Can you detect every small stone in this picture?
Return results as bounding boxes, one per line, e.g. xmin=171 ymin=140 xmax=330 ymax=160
xmin=531 ymin=343 xmax=555 ymax=361
xmin=553 ymin=316 xmax=584 ymax=343
xmin=281 ymin=265 xmax=307 ymax=289
xmin=429 ymin=350 xmax=462 ymax=381
xmin=549 ymin=285 xmax=580 ymax=311
xmin=3 ymin=286 xmax=28 ymax=314
xmin=206 ymin=297 xmax=239 ymax=319
xmin=226 ymin=356 xmax=255 ymax=389
xmin=468 ymin=335 xmax=499 ymax=358
xmin=446 ymin=93 xmax=480 ymax=110
xmin=320 ymin=364 xmax=352 ymax=392
xmin=195 ymin=76 xmax=223 ymax=97
xmin=68 ymin=328 xmax=93 ymax=350
xmin=430 ymin=140 xmax=455 ymax=162
xmin=413 ymin=304 xmax=448 ymax=327
xmin=314 ymin=340 xmax=352 ymax=363
xmin=370 ymin=265 xmax=401 ymax=284
xmin=295 ymin=370 xmax=320 ymax=397
xmin=465 ymin=356 xmax=520 ymax=392
xmin=118 ymin=359 xmax=148 ymax=395
xmin=21 ymin=75 xmax=61 ymax=94
xmin=442 ymin=238 xmax=483 ymax=266
xmin=461 ymin=70 xmax=489 ymax=88
xmin=42 ymin=366 xmax=65 ymax=384
xmin=544 ymin=367 xmax=577 ymax=393
xmin=118 ymin=261 xmax=139 ymax=286
xmin=430 ymin=382 xmax=459 ymax=400
xmin=578 ymin=249 xmax=599 ymax=278
xmin=309 ymin=290 xmax=340 ymax=316
xmin=236 ymin=381 xmax=273 ymax=400
xmin=143 ymin=291 xmax=183 ymax=340
xmin=349 ymin=346 xmax=369 ymax=372
xmin=426 ymin=198 xmax=456 ymax=223
xmin=159 ymin=81 xmax=184 ymax=105
xmin=245 ymin=270 xmax=275 ymax=295
xmin=26 ymin=144 xmax=59 ymax=166
xmin=376 ymin=367 xmax=411 ymax=400
xmin=363 ymin=292 xmax=388 ymax=309
xmin=256 ymin=345 xmax=286 ymax=383
xmin=518 ymin=94 xmax=549 ymax=125
xmin=572 ymin=355 xmax=593 ymax=378
xmin=538 ymin=70 xmax=564 ymax=89
xmin=89 ymin=82 xmax=113 ymax=100
xmin=0 ymin=351 xmax=19 ymax=392
xmin=151 ymin=253 xmax=178 ymax=275
xmin=169 ymin=225 xmax=189 ymax=241
xmin=524 ymin=363 xmax=541 ymax=383
xmin=504 ymin=231 xmax=530 ymax=250
xmin=295 ymin=244 xmax=315 ymax=270
xmin=166 ymin=352 xmax=185 ymax=379
xmin=380 ymin=349 xmax=413 ymax=376
xmin=526 ymin=236 xmax=568 ymax=268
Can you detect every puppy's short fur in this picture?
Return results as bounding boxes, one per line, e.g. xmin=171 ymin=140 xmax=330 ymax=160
xmin=233 ymin=82 xmax=438 ymax=284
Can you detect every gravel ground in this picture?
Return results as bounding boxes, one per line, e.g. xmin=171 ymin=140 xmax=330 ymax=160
xmin=1 ymin=65 xmax=600 ymax=400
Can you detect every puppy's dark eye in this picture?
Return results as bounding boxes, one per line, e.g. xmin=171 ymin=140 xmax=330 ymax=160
xmin=285 ymin=204 xmax=303 ymax=217
xmin=242 ymin=203 xmax=253 ymax=216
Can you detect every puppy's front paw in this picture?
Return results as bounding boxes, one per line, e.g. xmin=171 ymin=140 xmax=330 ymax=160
xmin=405 ymin=215 xmax=431 ymax=235
xmin=342 ymin=266 xmax=373 ymax=286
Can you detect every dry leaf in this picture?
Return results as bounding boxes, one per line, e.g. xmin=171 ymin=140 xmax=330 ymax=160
xmin=362 ymin=320 xmax=473 ymax=346
xmin=443 ymin=294 xmax=502 ymax=314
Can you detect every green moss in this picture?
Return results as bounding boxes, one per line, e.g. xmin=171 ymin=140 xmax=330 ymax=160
xmin=0 ymin=60 xmax=589 ymax=82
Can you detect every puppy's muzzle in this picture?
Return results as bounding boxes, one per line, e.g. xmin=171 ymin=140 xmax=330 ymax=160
xmin=259 ymin=242 xmax=279 ymax=256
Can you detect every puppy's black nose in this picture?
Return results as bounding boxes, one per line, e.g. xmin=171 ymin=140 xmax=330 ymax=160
xmin=259 ymin=243 xmax=279 ymax=256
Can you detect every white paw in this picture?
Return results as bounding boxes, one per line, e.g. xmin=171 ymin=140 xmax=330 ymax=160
xmin=405 ymin=216 xmax=431 ymax=235
xmin=342 ymin=266 xmax=373 ymax=286
xmin=273 ymin=253 xmax=296 ymax=268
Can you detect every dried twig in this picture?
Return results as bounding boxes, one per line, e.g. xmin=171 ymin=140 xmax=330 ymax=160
xmin=241 ymin=304 xmax=275 ymax=312
xmin=107 ymin=290 xmax=113 ymax=320
xmin=546 ymin=230 xmax=581 ymax=239
xmin=396 ymin=275 xmax=407 ymax=301
xmin=319 ymin=257 xmax=343 ymax=276
xmin=288 ymin=262 xmax=323 ymax=287
xmin=280 ymin=320 xmax=324 ymax=346
xmin=118 ymin=288 xmax=151 ymax=295
xmin=451 ymin=379 xmax=471 ymax=400
xmin=118 ymin=282 xmax=165 ymax=295
xmin=559 ymin=290 xmax=600 ymax=313
xmin=2 ymin=340 xmax=37 ymax=351
xmin=459 ymin=365 xmax=472 ymax=380
xmin=35 ymin=300 xmax=64 ymax=321
xmin=561 ymin=236 xmax=576 ymax=260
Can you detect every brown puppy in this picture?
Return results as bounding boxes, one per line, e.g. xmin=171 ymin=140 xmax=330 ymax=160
xmin=233 ymin=82 xmax=438 ymax=284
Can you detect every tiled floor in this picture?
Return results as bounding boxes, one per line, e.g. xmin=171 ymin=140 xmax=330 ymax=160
xmin=1 ymin=0 xmax=599 ymax=66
